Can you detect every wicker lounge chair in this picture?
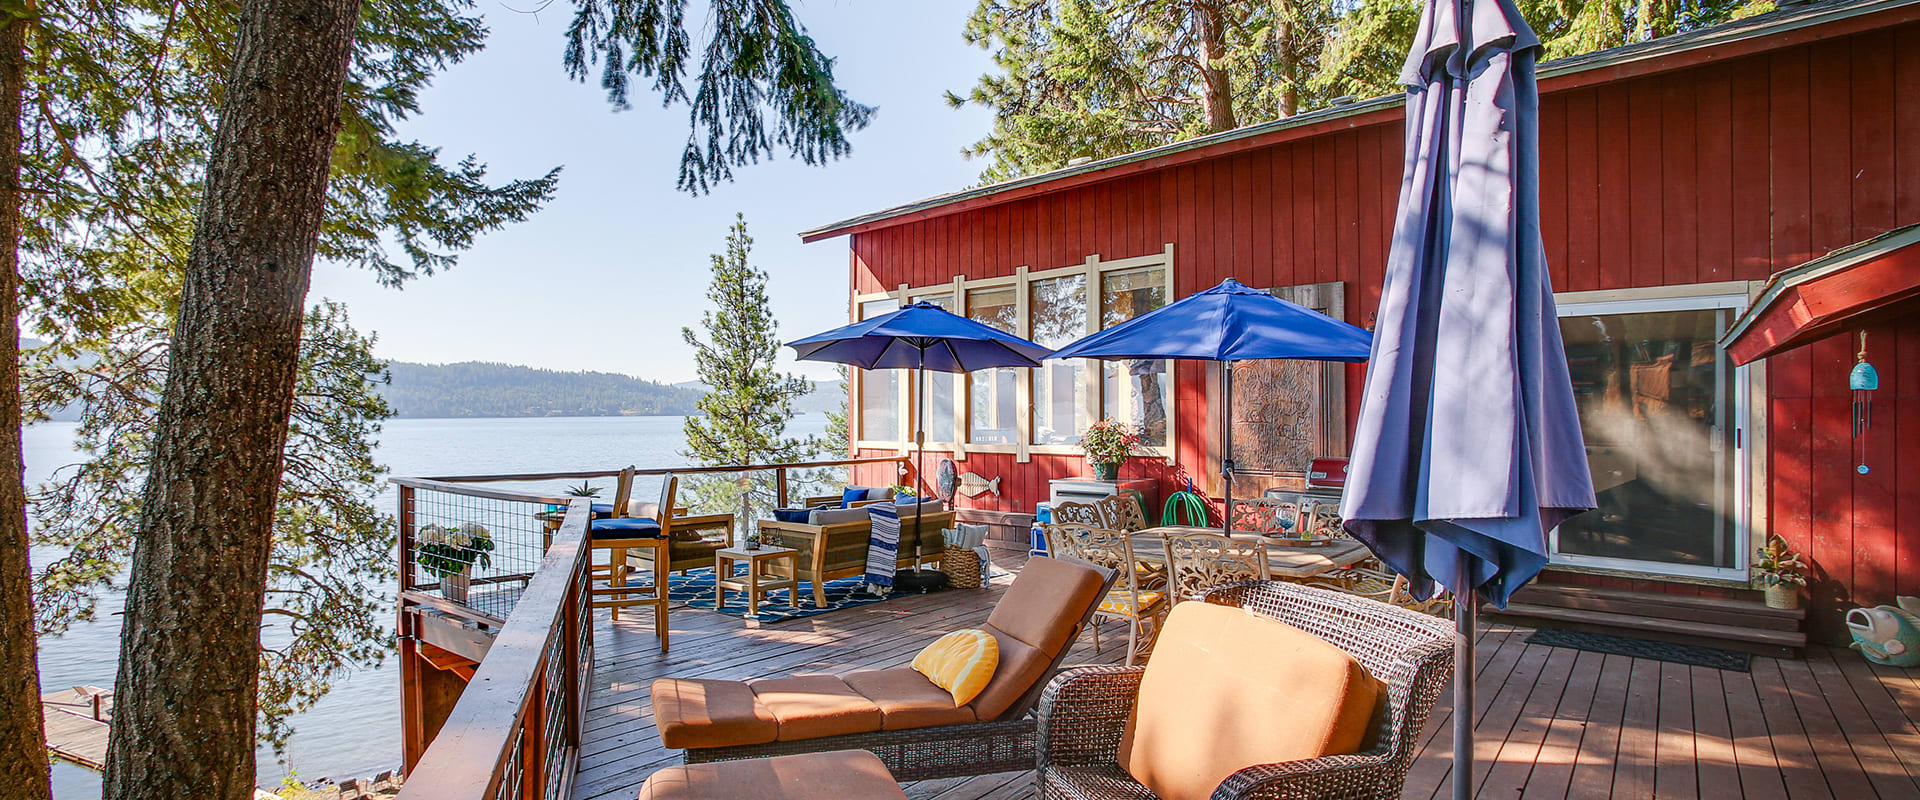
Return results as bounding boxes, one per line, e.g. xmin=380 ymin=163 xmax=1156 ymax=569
xmin=1035 ymin=580 xmax=1454 ymax=800
xmin=649 ymin=556 xmax=1119 ymax=781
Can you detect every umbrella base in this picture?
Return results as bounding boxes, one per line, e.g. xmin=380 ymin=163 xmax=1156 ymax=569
xmin=892 ymin=568 xmax=949 ymax=593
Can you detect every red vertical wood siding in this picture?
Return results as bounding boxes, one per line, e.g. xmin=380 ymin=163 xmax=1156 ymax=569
xmin=838 ymin=24 xmax=1920 ymax=639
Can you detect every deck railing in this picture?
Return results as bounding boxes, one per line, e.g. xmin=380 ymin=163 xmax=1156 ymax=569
xmin=391 ymin=455 xmax=909 ymax=799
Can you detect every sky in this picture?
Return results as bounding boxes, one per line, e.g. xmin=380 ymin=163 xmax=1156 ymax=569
xmin=306 ymin=1 xmax=999 ymax=384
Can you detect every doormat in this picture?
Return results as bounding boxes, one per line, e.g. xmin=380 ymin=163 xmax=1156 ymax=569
xmin=1525 ymin=628 xmax=1752 ymax=672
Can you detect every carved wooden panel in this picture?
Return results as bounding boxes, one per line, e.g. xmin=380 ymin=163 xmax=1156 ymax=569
xmin=1212 ymin=282 xmax=1348 ymax=488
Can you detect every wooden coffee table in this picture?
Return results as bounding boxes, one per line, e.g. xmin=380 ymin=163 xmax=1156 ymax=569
xmin=715 ymin=545 xmax=800 ymax=616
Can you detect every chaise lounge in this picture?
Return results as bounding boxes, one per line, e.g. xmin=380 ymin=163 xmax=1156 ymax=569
xmin=648 ymin=556 xmax=1119 ymax=780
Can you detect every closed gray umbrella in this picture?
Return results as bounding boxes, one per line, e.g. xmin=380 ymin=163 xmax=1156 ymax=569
xmin=1339 ymin=0 xmax=1596 ymax=797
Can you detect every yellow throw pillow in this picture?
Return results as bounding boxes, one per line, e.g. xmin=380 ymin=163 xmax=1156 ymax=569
xmin=911 ymin=629 xmax=1000 ymax=706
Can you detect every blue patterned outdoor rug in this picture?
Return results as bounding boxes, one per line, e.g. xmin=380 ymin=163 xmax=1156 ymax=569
xmin=663 ymin=567 xmax=894 ymax=623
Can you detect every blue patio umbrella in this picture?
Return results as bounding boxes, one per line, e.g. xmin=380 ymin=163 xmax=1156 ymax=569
xmin=1339 ymin=0 xmax=1596 ymax=796
xmin=789 ymin=302 xmax=1052 ymax=589
xmin=1048 ymin=278 xmax=1371 ymax=534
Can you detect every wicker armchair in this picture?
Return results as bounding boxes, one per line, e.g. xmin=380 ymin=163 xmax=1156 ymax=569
xmin=1035 ymin=580 xmax=1454 ymax=800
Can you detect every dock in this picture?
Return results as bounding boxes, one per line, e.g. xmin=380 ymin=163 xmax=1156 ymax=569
xmin=41 ymin=686 xmax=112 ymax=770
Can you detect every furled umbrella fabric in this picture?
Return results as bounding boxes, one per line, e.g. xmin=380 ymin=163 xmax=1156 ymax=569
xmin=1341 ymin=0 xmax=1595 ymax=610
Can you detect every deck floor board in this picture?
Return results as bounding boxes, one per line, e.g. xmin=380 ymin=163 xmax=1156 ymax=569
xmin=571 ymin=549 xmax=1920 ymax=800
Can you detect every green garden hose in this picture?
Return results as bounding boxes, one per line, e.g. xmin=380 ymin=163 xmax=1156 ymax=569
xmin=1162 ymin=478 xmax=1211 ymax=527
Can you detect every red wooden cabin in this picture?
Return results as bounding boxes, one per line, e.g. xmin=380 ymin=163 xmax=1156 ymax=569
xmin=802 ymin=0 xmax=1920 ymax=643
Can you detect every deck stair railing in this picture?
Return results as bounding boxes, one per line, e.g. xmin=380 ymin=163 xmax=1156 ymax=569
xmin=392 ymin=455 xmax=908 ymax=800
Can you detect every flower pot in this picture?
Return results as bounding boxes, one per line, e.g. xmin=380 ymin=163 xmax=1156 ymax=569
xmin=745 ymin=540 xmax=762 ymax=551
xmin=441 ymin=569 xmax=471 ymax=605
xmin=1091 ymin=461 xmax=1120 ymax=481
xmin=1764 ymin=583 xmax=1800 ymax=610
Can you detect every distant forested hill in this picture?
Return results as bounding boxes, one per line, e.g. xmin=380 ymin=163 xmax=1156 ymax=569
xmin=383 ymin=361 xmax=706 ymax=418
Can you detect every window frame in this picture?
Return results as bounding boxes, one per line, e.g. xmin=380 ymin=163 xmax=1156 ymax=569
xmin=848 ymin=245 xmax=1177 ymax=463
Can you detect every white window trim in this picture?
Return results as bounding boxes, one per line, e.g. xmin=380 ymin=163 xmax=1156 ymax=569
xmin=850 ymin=244 xmax=1177 ymax=464
xmin=1548 ymin=286 xmax=1757 ymax=583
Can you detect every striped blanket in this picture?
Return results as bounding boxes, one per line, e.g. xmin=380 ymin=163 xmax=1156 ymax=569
xmin=865 ymin=504 xmax=900 ymax=588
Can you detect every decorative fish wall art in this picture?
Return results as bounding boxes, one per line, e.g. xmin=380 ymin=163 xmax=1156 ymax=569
xmin=956 ymin=472 xmax=1001 ymax=498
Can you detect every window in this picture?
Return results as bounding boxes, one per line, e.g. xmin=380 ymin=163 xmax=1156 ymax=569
xmin=850 ymin=246 xmax=1176 ymax=460
xmin=967 ymin=286 xmax=1020 ymax=445
xmin=912 ymin=292 xmax=957 ymax=444
xmin=1029 ymin=274 xmax=1088 ymax=445
xmin=1550 ymin=291 xmax=1750 ymax=581
xmin=1099 ymin=266 xmax=1170 ymax=446
xmin=856 ymin=298 xmax=899 ymax=443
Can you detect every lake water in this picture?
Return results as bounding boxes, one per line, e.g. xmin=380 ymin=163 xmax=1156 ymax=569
xmin=27 ymin=414 xmax=829 ymax=798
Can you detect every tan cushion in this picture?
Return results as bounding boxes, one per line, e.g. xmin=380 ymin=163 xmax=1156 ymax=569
xmin=749 ymin=675 xmax=884 ymax=741
xmin=965 ymin=625 xmax=1052 ymax=722
xmin=650 ymin=678 xmax=778 ymax=749
xmin=1118 ymin=603 xmax=1384 ymax=800
xmin=637 ymin=749 xmax=907 ymax=800
xmin=844 ymin=669 xmax=979 ymax=730
xmin=985 ymin=556 xmax=1106 ymax=656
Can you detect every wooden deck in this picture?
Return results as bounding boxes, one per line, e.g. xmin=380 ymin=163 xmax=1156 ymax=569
xmin=573 ymin=549 xmax=1920 ymax=800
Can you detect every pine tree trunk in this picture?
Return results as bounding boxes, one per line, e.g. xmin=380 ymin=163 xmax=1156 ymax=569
xmin=1194 ymin=0 xmax=1237 ymax=133
xmin=101 ymin=0 xmax=360 ymax=797
xmin=0 ymin=10 xmax=50 ymax=800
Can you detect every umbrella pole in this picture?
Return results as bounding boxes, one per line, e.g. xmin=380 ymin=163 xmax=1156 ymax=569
xmin=1221 ymin=363 xmax=1234 ymax=535
xmin=1453 ymin=549 xmax=1477 ymax=800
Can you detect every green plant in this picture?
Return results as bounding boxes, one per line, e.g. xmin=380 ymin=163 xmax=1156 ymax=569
xmin=1081 ymin=419 xmax=1144 ymax=465
xmin=887 ymin=483 xmax=916 ymax=498
xmin=416 ymin=523 xmax=496 ymax=578
xmin=567 ymin=481 xmax=602 ymax=497
xmin=1754 ymin=535 xmax=1807 ymax=587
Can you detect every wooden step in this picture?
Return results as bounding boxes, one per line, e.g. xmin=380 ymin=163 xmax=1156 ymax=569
xmin=1512 ymin=583 xmax=1806 ymax=630
xmin=1487 ymin=601 xmax=1808 ymax=659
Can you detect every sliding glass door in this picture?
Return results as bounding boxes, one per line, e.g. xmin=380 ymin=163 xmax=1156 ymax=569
xmin=1550 ymin=293 xmax=1750 ymax=581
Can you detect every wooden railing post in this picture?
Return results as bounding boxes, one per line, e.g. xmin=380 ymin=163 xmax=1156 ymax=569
xmin=776 ymin=467 xmax=789 ymax=509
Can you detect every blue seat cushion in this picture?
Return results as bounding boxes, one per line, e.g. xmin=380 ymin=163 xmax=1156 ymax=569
xmin=589 ymin=517 xmax=661 ymax=538
xmin=591 ymin=502 xmax=617 ymax=519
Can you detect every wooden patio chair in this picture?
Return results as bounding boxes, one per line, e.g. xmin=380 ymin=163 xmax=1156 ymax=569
xmin=1045 ymin=522 xmax=1165 ymax=666
xmin=587 ymin=469 xmax=673 ymax=650
xmin=1161 ymin=531 xmax=1269 ymax=603
xmin=1035 ymin=580 xmax=1455 ymax=800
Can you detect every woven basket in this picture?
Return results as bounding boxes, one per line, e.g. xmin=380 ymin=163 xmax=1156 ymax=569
xmin=941 ymin=545 xmax=983 ymax=589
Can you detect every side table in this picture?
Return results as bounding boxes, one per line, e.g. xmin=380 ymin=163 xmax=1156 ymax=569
xmin=714 ymin=545 xmax=800 ymax=616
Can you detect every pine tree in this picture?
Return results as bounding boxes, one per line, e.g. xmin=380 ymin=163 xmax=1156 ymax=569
xmin=682 ymin=215 xmax=816 ymax=523
xmin=948 ymin=0 xmax=1342 ymax=182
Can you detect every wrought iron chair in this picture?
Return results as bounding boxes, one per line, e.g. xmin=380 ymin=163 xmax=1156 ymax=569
xmin=1035 ymin=580 xmax=1455 ymax=800
xmin=1045 ymin=522 xmax=1165 ymax=666
xmin=1162 ymin=531 xmax=1269 ymax=603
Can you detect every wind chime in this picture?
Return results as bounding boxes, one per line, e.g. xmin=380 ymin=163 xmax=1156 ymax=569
xmin=1851 ymin=330 xmax=1880 ymax=475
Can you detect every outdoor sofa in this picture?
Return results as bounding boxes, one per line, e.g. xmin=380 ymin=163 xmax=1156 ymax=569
xmin=756 ymin=500 xmax=953 ymax=607
xmin=648 ymin=556 xmax=1119 ymax=780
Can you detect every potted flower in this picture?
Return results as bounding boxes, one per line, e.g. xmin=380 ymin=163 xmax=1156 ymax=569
xmin=417 ymin=522 xmax=496 ymax=604
xmin=1754 ymin=535 xmax=1807 ymax=609
xmin=1080 ymin=420 xmax=1143 ymax=481
xmin=887 ymin=483 xmax=917 ymax=504
xmin=744 ymin=532 xmax=763 ymax=552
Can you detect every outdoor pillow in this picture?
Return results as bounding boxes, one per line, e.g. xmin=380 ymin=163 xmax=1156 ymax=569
xmin=864 ymin=487 xmax=893 ymax=502
xmin=911 ymin=629 xmax=1000 ymax=706
xmin=772 ymin=508 xmax=811 ymax=523
xmin=842 ymin=486 xmax=871 ymax=508
xmin=1118 ymin=602 xmax=1383 ymax=800
xmin=808 ymin=506 xmax=870 ymax=526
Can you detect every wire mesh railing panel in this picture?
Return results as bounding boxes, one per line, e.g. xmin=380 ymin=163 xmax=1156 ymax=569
xmin=403 ymin=486 xmax=562 ymax=620
xmin=540 ymin=627 xmax=570 ymax=799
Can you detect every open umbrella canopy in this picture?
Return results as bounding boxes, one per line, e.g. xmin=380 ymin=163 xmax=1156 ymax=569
xmin=788 ymin=301 xmax=1051 ymax=373
xmin=1339 ymin=0 xmax=1595 ymax=611
xmin=1047 ymin=278 xmax=1371 ymax=363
